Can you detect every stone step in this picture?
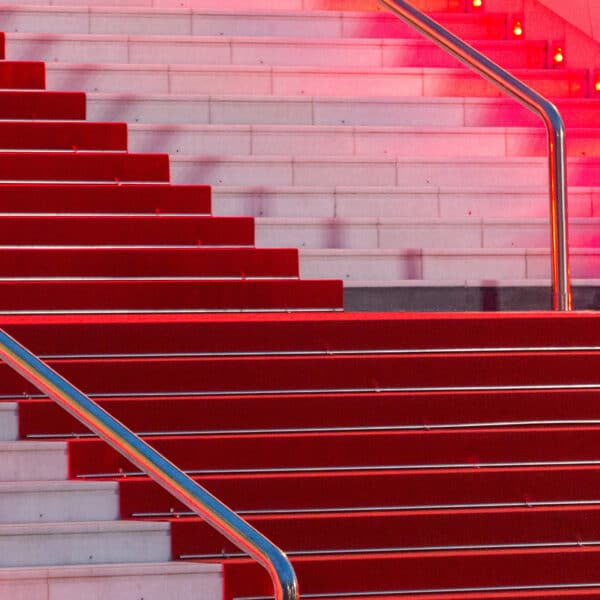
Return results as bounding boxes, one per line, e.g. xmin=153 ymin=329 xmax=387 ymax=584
xmin=1 ymin=0 xmax=448 ymax=12
xmin=0 ymin=6 xmax=507 ymax=40
xmin=86 ymin=93 xmax=600 ymax=128
xmin=0 ymin=480 xmax=119 ymax=524
xmin=125 ymin=122 xmax=600 ymax=158
xmin=254 ymin=216 xmax=600 ymax=250
xmin=0 ymin=442 xmax=67 ymax=482
xmin=0 ymin=561 xmax=221 ymax=600
xmin=44 ymin=62 xmax=588 ymax=98
xmin=169 ymin=154 xmax=600 ymax=187
xmin=0 ymin=403 xmax=18 ymax=442
xmin=0 ymin=520 xmax=171 ymax=567
xmin=5 ymin=32 xmax=548 ymax=69
xmin=211 ymin=185 xmax=600 ymax=219
xmin=299 ymin=248 xmax=600 ymax=281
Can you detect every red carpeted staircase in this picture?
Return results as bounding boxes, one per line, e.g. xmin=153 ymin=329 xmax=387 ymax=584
xmin=4 ymin=2 xmax=600 ymax=599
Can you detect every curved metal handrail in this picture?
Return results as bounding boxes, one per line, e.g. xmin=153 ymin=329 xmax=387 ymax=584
xmin=0 ymin=327 xmax=298 ymax=600
xmin=378 ymin=0 xmax=572 ymax=311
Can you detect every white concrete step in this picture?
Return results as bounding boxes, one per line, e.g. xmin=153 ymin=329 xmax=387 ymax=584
xmin=171 ymin=154 xmax=548 ymax=187
xmin=170 ymin=154 xmax=600 ymax=187
xmin=0 ymin=403 xmax=18 ymax=441
xmin=0 ymin=441 xmax=67 ymax=482
xmin=0 ymin=6 xmax=506 ymax=40
xmin=85 ymin=93 xmax=600 ymax=128
xmin=126 ymin=122 xmax=600 ymax=158
xmin=211 ymin=185 xmax=600 ymax=219
xmin=0 ymin=480 xmax=119 ymax=524
xmin=299 ymin=248 xmax=600 ymax=281
xmin=0 ymin=520 xmax=171 ymax=567
xmin=5 ymin=32 xmax=547 ymax=70
xmin=255 ymin=217 xmax=600 ymax=250
xmin=0 ymin=561 xmax=221 ymax=600
xmin=44 ymin=62 xmax=584 ymax=98
xmin=1 ymin=0 xmax=448 ymax=12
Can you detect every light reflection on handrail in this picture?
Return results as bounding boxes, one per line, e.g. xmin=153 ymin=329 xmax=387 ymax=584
xmin=0 ymin=327 xmax=298 ymax=600
xmin=378 ymin=0 xmax=572 ymax=311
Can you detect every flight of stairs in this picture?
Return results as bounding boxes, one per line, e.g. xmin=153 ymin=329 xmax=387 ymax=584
xmin=2 ymin=0 xmax=600 ymax=599
xmin=2 ymin=0 xmax=600 ymax=309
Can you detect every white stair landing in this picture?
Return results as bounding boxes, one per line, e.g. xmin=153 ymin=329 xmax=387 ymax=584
xmin=0 ymin=561 xmax=222 ymax=600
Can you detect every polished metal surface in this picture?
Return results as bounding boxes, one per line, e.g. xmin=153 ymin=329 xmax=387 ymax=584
xmin=39 ymin=344 xmax=600 ymax=359
xmin=5 ymin=380 xmax=600 ymax=401
xmin=27 ymin=419 xmax=600 ymax=440
xmin=0 ymin=328 xmax=298 ymax=600
xmin=378 ymin=0 xmax=571 ymax=311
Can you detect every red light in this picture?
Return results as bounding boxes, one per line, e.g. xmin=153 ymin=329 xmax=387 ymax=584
xmin=512 ymin=20 xmax=523 ymax=37
xmin=472 ymin=0 xmax=482 ymax=7
xmin=553 ymin=47 xmax=564 ymax=64
xmin=595 ymin=75 xmax=600 ymax=93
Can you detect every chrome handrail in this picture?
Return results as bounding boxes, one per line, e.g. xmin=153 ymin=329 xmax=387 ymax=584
xmin=378 ymin=0 xmax=572 ymax=311
xmin=0 ymin=327 xmax=298 ymax=600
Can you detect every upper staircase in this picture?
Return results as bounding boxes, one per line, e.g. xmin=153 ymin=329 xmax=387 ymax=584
xmin=2 ymin=0 xmax=600 ymax=309
xmin=1 ymin=0 xmax=600 ymax=599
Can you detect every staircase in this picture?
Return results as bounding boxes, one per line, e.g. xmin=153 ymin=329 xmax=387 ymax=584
xmin=2 ymin=0 xmax=600 ymax=598
xmin=2 ymin=0 xmax=600 ymax=309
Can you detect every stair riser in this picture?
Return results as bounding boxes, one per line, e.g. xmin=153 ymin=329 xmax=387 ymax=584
xmin=0 ymin=90 xmax=86 ymax=120
xmin=0 ymin=216 xmax=253 ymax=245
xmin=1 ymin=0 xmax=461 ymax=10
xmin=0 ymin=404 xmax=18 ymax=441
xmin=119 ymin=466 xmax=600 ymax=516
xmin=45 ymin=64 xmax=587 ymax=98
xmin=6 ymin=313 xmax=600 ymax=354
xmin=301 ymin=250 xmax=591 ymax=281
xmin=128 ymin=125 xmax=599 ymax=159
xmin=257 ymin=220 xmax=600 ymax=251
xmin=3 ymin=352 xmax=594 ymax=397
xmin=0 ymin=248 xmax=298 ymax=278
xmin=18 ymin=389 xmax=600 ymax=438
xmin=0 ymin=525 xmax=170 ymax=568
xmin=172 ymin=156 xmax=549 ymax=187
xmin=7 ymin=36 xmax=547 ymax=70
xmin=213 ymin=187 xmax=599 ymax=219
xmin=172 ymin=156 xmax=600 ymax=187
xmin=0 ymin=280 xmax=342 ymax=312
xmin=0 ymin=564 xmax=222 ymax=600
xmin=68 ymin=426 xmax=600 ymax=476
xmin=223 ymin=548 xmax=600 ymax=600
xmin=0 ymin=9 xmax=506 ymax=40
xmin=0 ymin=184 xmax=211 ymax=214
xmin=0 ymin=122 xmax=127 ymax=151
xmin=0 ymin=444 xmax=67 ymax=482
xmin=0 ymin=483 xmax=119 ymax=524
xmin=0 ymin=153 xmax=169 ymax=183
xmin=0 ymin=62 xmax=45 ymax=90
xmin=87 ymin=95 xmax=600 ymax=129
xmin=172 ymin=506 xmax=600 ymax=557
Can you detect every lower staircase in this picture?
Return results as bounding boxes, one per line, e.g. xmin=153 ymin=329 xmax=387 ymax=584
xmin=4 ymin=0 xmax=600 ymax=599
